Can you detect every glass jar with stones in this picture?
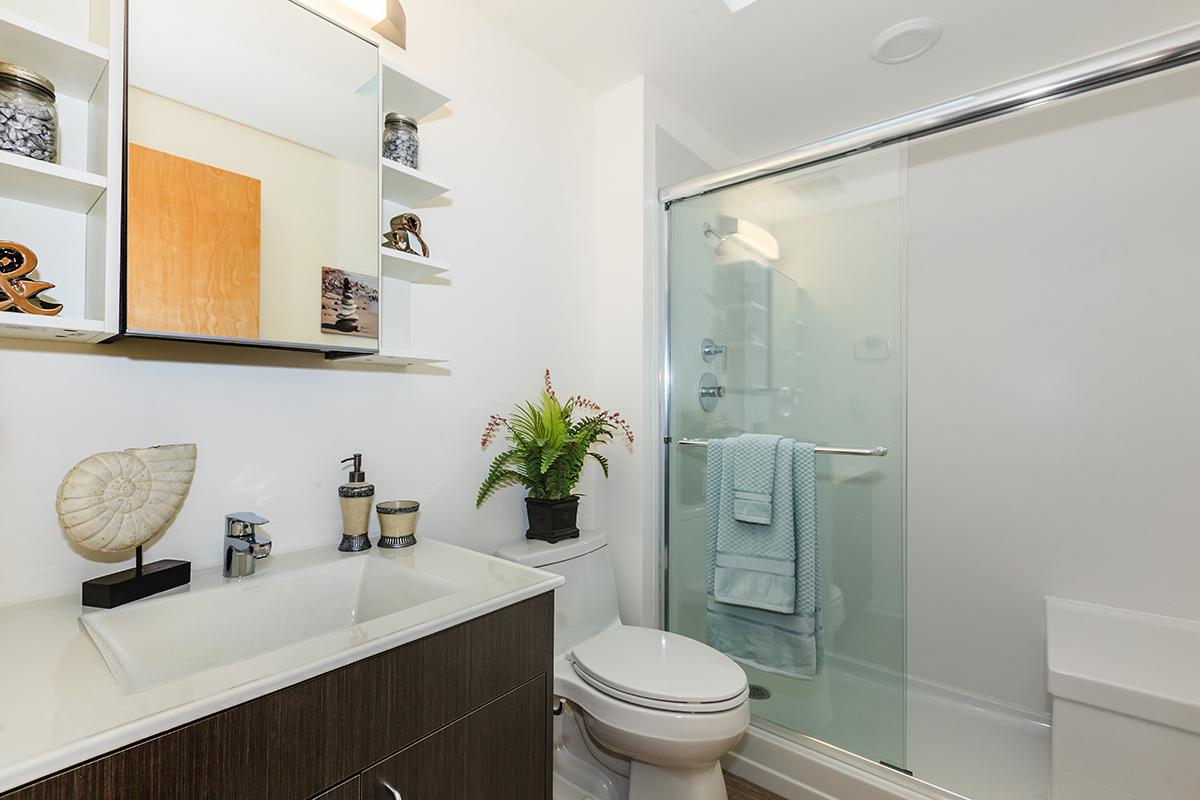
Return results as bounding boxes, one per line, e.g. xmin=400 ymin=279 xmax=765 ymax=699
xmin=0 ymin=63 xmax=59 ymax=164
xmin=382 ymin=113 xmax=419 ymax=169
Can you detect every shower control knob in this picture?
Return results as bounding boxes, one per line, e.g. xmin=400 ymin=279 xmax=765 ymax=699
xmin=701 ymin=337 xmax=728 ymax=369
xmin=698 ymin=372 xmax=725 ymax=412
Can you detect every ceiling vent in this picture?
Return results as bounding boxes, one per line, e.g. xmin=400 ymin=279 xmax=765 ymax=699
xmin=871 ymin=18 xmax=943 ymax=64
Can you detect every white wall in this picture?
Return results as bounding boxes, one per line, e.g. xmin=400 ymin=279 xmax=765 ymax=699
xmin=592 ymin=76 xmax=738 ymax=625
xmin=907 ymin=63 xmax=1200 ymax=714
xmin=0 ymin=0 xmax=598 ymax=607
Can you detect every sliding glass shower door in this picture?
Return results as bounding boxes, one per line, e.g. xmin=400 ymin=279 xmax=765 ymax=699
xmin=664 ymin=144 xmax=907 ymax=769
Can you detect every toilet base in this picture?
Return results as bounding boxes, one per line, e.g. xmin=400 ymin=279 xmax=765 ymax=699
xmin=628 ymin=760 xmax=727 ymax=800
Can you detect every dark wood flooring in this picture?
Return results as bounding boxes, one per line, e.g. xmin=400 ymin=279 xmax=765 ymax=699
xmin=725 ymin=771 xmax=788 ymax=800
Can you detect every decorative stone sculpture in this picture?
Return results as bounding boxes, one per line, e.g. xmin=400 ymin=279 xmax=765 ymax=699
xmin=381 ymin=213 xmax=429 ymax=258
xmin=56 ymin=444 xmax=197 ymax=553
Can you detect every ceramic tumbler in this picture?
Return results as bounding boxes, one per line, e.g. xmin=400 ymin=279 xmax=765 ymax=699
xmin=376 ymin=500 xmax=419 ymax=548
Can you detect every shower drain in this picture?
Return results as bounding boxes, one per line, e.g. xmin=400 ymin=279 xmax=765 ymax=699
xmin=748 ymin=684 xmax=771 ymax=700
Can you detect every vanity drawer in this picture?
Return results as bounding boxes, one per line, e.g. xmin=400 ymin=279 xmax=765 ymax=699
xmin=2 ymin=594 xmax=552 ymax=800
xmin=361 ymin=675 xmax=548 ymax=800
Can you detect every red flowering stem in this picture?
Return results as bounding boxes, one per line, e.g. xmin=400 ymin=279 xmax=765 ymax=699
xmin=480 ymin=414 xmax=509 ymax=449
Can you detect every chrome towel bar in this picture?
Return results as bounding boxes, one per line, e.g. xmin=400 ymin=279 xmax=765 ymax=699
xmin=675 ymin=438 xmax=888 ymax=457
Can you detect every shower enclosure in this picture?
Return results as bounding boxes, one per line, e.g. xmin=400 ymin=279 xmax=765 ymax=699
xmin=664 ymin=144 xmax=908 ymax=769
xmin=659 ymin=25 xmax=1200 ymax=800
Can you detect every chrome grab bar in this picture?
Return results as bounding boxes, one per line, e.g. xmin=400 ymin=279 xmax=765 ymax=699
xmin=675 ymin=438 xmax=888 ymax=457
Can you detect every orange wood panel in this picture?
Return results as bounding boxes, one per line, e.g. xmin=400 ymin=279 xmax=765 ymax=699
xmin=126 ymin=144 xmax=261 ymax=338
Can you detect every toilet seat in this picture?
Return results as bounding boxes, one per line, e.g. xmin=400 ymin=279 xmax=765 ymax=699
xmin=568 ymin=626 xmax=748 ymax=713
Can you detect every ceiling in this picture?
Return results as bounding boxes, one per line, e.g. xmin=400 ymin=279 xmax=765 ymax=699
xmin=465 ymin=0 xmax=1200 ymax=164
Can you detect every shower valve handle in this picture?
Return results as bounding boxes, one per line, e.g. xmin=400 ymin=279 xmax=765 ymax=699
xmin=701 ymin=338 xmax=728 ymax=370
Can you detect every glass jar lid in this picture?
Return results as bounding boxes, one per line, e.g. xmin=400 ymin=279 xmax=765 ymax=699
xmin=385 ymin=112 xmax=418 ymax=130
xmin=0 ymin=62 xmax=56 ymax=100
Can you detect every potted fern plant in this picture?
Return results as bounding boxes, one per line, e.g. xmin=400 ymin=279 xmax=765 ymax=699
xmin=477 ymin=370 xmax=633 ymax=542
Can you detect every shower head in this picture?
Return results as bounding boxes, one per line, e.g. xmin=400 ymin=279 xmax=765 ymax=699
xmin=703 ymin=215 xmax=780 ymax=262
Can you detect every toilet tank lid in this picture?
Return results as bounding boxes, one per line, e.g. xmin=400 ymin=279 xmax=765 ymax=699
xmin=494 ymin=532 xmax=608 ymax=568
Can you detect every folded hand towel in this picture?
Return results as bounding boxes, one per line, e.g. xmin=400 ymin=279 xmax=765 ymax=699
xmin=733 ymin=434 xmax=782 ymax=524
xmin=708 ymin=438 xmax=796 ymax=614
xmin=706 ymin=438 xmax=823 ymax=679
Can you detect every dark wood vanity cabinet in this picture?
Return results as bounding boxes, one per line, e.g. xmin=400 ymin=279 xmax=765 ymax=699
xmin=362 ymin=677 xmax=548 ymax=799
xmin=3 ymin=594 xmax=553 ymax=800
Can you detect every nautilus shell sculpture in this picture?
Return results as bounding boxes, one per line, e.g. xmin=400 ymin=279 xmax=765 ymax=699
xmin=55 ymin=444 xmax=197 ymax=553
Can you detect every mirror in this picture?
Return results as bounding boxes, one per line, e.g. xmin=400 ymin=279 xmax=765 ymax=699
xmin=124 ymin=0 xmax=380 ymax=352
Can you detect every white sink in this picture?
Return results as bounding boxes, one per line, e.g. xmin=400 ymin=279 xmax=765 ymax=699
xmin=82 ymin=550 xmax=463 ymax=692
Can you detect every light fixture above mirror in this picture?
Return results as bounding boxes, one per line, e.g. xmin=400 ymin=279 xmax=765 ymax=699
xmin=334 ymin=0 xmax=406 ymax=48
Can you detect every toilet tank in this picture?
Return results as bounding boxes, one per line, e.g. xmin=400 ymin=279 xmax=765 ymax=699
xmin=495 ymin=532 xmax=621 ymax=655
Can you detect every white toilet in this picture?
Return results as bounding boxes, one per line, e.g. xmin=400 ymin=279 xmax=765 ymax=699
xmin=496 ymin=532 xmax=750 ymax=800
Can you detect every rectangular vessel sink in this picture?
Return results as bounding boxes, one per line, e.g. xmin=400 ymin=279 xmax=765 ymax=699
xmin=82 ymin=551 xmax=463 ymax=693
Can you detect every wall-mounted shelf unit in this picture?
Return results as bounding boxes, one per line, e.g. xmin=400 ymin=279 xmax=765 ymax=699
xmin=1 ymin=6 xmax=452 ymax=362
xmin=0 ymin=1 xmax=124 ymax=344
xmin=0 ymin=8 xmax=109 ymax=97
xmin=347 ymin=350 xmax=447 ymax=367
xmin=0 ymin=313 xmax=106 ymax=341
xmin=336 ymin=54 xmax=452 ymax=370
xmin=381 ymin=247 xmax=449 ymax=283
xmin=0 ymin=150 xmax=107 ymax=211
xmin=380 ymin=57 xmax=449 ymax=121
xmin=381 ymin=158 xmax=451 ymax=207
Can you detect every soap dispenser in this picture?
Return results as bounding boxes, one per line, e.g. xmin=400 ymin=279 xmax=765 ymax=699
xmin=337 ymin=454 xmax=375 ymax=552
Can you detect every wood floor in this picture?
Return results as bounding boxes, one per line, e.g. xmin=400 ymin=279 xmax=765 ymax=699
xmin=725 ymin=771 xmax=788 ymax=800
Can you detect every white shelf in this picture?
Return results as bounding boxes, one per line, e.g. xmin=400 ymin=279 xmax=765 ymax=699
xmin=370 ymin=58 xmax=451 ymax=368
xmin=350 ymin=350 xmax=447 ymax=367
xmin=0 ymin=150 xmax=107 ymax=211
xmin=0 ymin=313 xmax=106 ymax=341
xmin=381 ymin=158 xmax=450 ymax=207
xmin=0 ymin=9 xmax=109 ymax=98
xmin=381 ymin=247 xmax=449 ymax=283
xmin=381 ymin=58 xmax=450 ymax=121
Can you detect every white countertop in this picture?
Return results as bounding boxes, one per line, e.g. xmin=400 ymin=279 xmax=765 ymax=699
xmin=0 ymin=540 xmax=562 ymax=793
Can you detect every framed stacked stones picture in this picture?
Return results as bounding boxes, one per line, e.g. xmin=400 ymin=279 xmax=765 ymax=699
xmin=320 ymin=267 xmax=379 ymax=339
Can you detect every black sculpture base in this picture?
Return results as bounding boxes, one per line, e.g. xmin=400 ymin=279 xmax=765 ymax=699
xmin=82 ymin=548 xmax=190 ymax=609
xmin=339 ymin=532 xmax=372 ymax=552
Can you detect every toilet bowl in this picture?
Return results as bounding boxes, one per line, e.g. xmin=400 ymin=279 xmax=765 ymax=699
xmin=496 ymin=533 xmax=751 ymax=800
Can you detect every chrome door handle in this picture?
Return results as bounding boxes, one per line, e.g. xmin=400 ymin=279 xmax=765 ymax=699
xmin=379 ymin=780 xmax=403 ymax=799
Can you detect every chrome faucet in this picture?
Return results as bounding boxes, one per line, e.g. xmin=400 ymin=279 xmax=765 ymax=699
xmin=223 ymin=512 xmax=272 ymax=578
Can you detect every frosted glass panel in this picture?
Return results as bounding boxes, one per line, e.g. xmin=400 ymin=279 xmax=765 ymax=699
xmin=665 ymin=144 xmax=907 ymax=768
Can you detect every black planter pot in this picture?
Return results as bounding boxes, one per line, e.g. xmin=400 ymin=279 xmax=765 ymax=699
xmin=525 ymin=496 xmax=580 ymax=543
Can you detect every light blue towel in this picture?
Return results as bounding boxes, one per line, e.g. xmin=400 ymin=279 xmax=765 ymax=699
xmin=733 ymin=434 xmax=781 ymax=524
xmin=711 ymin=438 xmax=796 ymax=613
xmin=706 ymin=439 xmax=823 ymax=679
